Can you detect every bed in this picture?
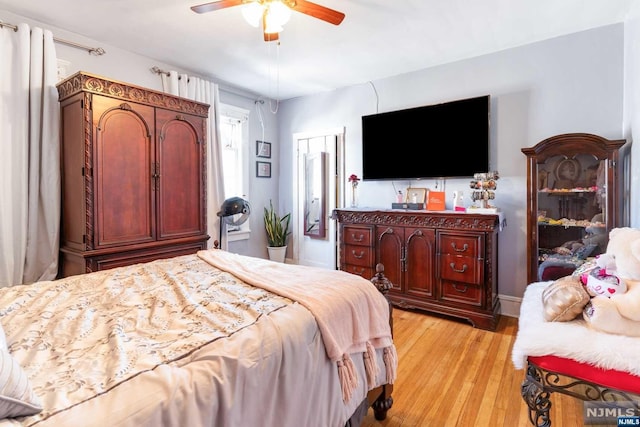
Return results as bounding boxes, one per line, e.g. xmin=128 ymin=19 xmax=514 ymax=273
xmin=512 ymin=281 xmax=640 ymax=426
xmin=0 ymin=250 xmax=396 ymax=427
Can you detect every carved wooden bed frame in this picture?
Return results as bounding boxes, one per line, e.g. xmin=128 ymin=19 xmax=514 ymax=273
xmin=365 ymin=263 xmax=395 ymax=421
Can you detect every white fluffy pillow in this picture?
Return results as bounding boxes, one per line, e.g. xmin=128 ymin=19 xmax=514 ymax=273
xmin=0 ymin=324 xmax=42 ymax=418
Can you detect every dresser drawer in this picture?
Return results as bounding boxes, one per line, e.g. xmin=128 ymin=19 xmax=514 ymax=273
xmin=343 ymin=225 xmax=373 ymax=246
xmin=344 ymin=244 xmax=373 ymax=267
xmin=343 ymin=265 xmax=374 ymax=279
xmin=440 ymin=253 xmax=483 ymax=285
xmin=439 ymin=233 xmax=481 ymax=256
xmin=440 ymin=280 xmax=483 ymax=306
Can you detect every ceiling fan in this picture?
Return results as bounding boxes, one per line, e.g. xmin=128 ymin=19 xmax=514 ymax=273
xmin=191 ymin=0 xmax=345 ymax=42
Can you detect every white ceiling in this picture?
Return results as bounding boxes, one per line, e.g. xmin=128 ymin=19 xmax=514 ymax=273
xmin=0 ymin=0 xmax=633 ymax=100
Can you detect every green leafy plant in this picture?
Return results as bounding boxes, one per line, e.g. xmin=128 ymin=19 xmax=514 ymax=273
xmin=263 ymin=199 xmax=291 ymax=247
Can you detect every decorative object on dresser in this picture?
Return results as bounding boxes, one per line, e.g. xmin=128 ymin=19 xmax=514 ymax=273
xmin=348 ymin=173 xmax=360 ymax=208
xmin=521 ymin=133 xmax=629 ymax=284
xmin=468 ymin=171 xmax=500 ymax=213
xmin=333 ymin=209 xmax=501 ymax=330
xmin=56 ymin=72 xmax=210 ymax=278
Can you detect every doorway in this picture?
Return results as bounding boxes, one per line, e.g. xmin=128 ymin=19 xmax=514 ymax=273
xmin=292 ymin=128 xmax=345 ymax=269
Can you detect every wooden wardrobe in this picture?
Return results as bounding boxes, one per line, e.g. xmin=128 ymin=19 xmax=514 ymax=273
xmin=57 ymin=72 xmax=210 ymax=277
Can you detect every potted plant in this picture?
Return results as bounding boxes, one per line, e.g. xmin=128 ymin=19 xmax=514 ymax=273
xmin=263 ymin=199 xmax=291 ymax=262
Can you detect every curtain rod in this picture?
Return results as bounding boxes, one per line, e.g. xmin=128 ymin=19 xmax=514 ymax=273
xmin=151 ymin=66 xmax=170 ymax=77
xmin=151 ymin=66 xmax=187 ymax=81
xmin=151 ymin=65 xmax=264 ymax=99
xmin=0 ymin=21 xmax=106 ymax=55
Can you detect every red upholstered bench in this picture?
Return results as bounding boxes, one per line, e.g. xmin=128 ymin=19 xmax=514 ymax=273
xmin=513 ymin=282 xmax=640 ymax=427
xmin=522 ymin=355 xmax=640 ymax=426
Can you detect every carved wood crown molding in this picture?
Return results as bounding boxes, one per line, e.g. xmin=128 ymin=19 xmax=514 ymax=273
xmin=333 ymin=209 xmax=499 ymax=231
xmin=57 ymin=72 xmax=209 ymax=118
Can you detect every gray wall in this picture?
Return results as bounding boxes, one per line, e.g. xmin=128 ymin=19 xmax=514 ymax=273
xmin=276 ymin=24 xmax=626 ymax=309
xmin=4 ymin=8 xmax=639 ymax=311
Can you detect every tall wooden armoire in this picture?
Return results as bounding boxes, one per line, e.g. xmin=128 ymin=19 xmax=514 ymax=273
xmin=57 ymin=72 xmax=210 ymax=277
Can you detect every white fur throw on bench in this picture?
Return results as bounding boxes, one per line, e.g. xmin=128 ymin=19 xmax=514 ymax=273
xmin=512 ymin=281 xmax=640 ymax=376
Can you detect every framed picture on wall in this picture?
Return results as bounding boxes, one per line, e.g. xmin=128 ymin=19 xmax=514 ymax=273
xmin=256 ymin=141 xmax=271 ymax=158
xmin=256 ymin=161 xmax=271 ymax=178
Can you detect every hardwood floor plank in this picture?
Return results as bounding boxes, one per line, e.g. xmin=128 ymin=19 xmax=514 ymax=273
xmin=361 ymin=308 xmax=585 ymax=426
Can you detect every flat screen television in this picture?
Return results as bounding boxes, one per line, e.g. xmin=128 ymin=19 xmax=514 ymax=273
xmin=361 ymin=95 xmax=490 ymax=180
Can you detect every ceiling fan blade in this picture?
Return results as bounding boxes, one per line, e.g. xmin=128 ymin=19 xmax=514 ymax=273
xmin=191 ymin=0 xmax=244 ymax=14
xmin=291 ymin=0 xmax=345 ymax=25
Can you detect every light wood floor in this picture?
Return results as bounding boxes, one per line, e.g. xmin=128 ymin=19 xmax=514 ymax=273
xmin=361 ymin=308 xmax=585 ymax=427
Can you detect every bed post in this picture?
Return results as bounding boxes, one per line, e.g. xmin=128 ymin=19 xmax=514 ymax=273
xmin=368 ymin=263 xmax=394 ymax=420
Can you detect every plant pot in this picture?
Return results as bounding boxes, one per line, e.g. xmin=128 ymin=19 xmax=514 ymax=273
xmin=267 ymin=246 xmax=287 ymax=263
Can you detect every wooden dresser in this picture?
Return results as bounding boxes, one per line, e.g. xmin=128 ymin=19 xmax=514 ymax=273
xmin=333 ymin=209 xmax=501 ymax=330
xmin=57 ymin=72 xmax=210 ymax=277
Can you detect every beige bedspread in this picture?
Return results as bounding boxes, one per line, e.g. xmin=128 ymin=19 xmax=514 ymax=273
xmin=197 ymin=249 xmax=397 ymax=401
xmin=0 ymin=254 xmax=389 ymax=427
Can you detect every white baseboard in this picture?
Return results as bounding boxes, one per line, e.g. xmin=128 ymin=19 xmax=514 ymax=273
xmin=498 ymin=293 xmax=522 ymax=318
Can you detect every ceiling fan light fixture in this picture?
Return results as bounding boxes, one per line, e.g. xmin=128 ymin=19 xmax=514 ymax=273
xmin=241 ymin=1 xmax=264 ymax=27
xmin=268 ymin=1 xmax=292 ymax=26
xmin=264 ymin=16 xmax=284 ymax=34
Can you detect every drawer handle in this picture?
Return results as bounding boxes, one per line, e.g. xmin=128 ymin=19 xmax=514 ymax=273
xmin=451 ymin=242 xmax=468 ymax=252
xmin=351 ymin=233 xmax=364 ymax=242
xmin=452 ymin=284 xmax=469 ymax=293
xmin=449 ymin=262 xmax=467 ymax=273
xmin=352 ymin=249 xmax=365 ymax=259
xmin=351 ymin=267 xmax=365 ymax=275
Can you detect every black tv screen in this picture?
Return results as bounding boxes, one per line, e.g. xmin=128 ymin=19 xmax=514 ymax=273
xmin=361 ymin=95 xmax=490 ymax=180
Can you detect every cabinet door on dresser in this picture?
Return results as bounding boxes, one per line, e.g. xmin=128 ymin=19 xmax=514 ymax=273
xmin=403 ymin=227 xmax=436 ymax=299
xmin=376 ymin=226 xmax=404 ymax=295
xmin=155 ymin=108 xmax=206 ymax=239
xmin=376 ymin=225 xmax=436 ymax=299
xmin=438 ymin=231 xmax=485 ymax=308
xmin=91 ymin=94 xmax=156 ymax=248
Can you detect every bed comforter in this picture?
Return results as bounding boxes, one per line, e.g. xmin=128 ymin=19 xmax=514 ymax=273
xmin=0 ymin=252 xmax=393 ymax=427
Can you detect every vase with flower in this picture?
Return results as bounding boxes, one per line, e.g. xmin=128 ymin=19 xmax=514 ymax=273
xmin=348 ymin=174 xmax=360 ymax=207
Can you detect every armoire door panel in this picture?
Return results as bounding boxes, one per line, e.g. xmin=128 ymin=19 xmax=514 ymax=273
xmin=59 ymin=95 xmax=86 ymax=251
xmin=155 ymin=110 xmax=205 ymax=239
xmin=93 ymin=97 xmax=156 ymax=248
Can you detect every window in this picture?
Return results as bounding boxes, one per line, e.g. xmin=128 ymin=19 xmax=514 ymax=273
xmin=219 ymin=104 xmax=250 ymax=239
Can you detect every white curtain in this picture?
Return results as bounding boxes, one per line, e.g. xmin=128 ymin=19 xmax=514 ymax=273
xmin=0 ymin=24 xmax=60 ymax=286
xmin=161 ymin=72 xmax=226 ymax=248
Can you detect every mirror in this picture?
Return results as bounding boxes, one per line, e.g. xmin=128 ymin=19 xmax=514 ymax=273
xmin=303 ymin=152 xmax=327 ymax=239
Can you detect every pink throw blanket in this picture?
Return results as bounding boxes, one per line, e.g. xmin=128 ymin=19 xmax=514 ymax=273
xmin=197 ymin=250 xmax=397 ymax=402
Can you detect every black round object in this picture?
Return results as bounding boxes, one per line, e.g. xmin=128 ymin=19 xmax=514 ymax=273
xmin=217 ymin=197 xmax=251 ymax=226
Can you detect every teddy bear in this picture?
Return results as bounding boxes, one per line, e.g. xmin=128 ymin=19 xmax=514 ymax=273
xmin=582 ymin=227 xmax=640 ymax=336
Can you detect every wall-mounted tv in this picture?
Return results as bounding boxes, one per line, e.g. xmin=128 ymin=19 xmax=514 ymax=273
xmin=361 ymin=95 xmax=490 ymax=180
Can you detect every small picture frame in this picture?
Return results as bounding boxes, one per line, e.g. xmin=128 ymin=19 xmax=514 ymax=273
xmin=405 ymin=187 xmax=427 ymax=204
xmin=256 ymin=161 xmax=271 ymax=178
xmin=256 ymin=141 xmax=271 ymax=158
